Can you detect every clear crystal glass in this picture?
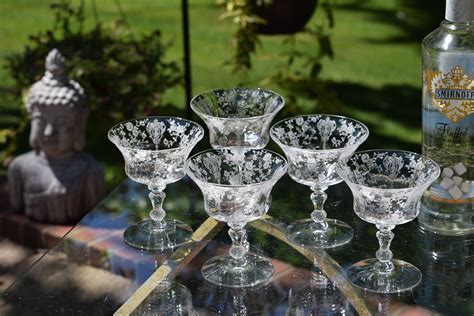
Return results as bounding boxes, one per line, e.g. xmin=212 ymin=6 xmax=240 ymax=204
xmin=270 ymin=115 xmax=369 ymax=248
xmin=190 ymin=88 xmax=284 ymax=150
xmin=185 ymin=149 xmax=287 ymax=287
xmin=108 ymin=116 xmax=204 ymax=251
xmin=337 ymin=150 xmax=440 ymax=293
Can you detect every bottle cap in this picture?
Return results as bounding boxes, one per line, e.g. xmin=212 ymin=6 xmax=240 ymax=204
xmin=446 ymin=0 xmax=474 ymax=22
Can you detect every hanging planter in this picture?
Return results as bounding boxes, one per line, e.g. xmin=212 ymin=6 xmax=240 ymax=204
xmin=253 ymin=0 xmax=318 ymax=35
xmin=218 ymin=0 xmax=329 ymax=72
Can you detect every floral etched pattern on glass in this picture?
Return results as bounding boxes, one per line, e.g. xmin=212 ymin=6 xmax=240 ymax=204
xmin=186 ymin=149 xmax=287 ymax=288
xmin=337 ymin=150 xmax=440 ymax=293
xmin=191 ymin=88 xmax=284 ymax=149
xmin=108 ymin=116 xmax=204 ymax=251
xmin=270 ymin=115 xmax=369 ymax=248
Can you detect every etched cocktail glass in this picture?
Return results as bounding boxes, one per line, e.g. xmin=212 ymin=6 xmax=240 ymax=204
xmin=108 ymin=116 xmax=204 ymax=251
xmin=190 ymin=87 xmax=284 ymax=150
xmin=336 ymin=150 xmax=440 ymax=293
xmin=270 ymin=115 xmax=369 ymax=248
xmin=185 ymin=149 xmax=287 ymax=287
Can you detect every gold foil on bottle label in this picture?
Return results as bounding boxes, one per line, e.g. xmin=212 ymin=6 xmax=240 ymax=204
xmin=426 ymin=65 xmax=474 ymax=122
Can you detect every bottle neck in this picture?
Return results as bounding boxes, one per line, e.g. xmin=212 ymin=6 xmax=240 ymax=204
xmin=445 ymin=0 xmax=474 ymax=23
xmin=440 ymin=19 xmax=473 ymax=31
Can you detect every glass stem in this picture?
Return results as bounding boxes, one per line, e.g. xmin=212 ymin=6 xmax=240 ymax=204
xmin=228 ymin=222 xmax=249 ymax=267
xmin=232 ymin=289 xmax=247 ymax=315
xmin=377 ymin=295 xmax=391 ymax=315
xmin=148 ymin=184 xmax=167 ymax=230
xmin=310 ymin=185 xmax=329 ymax=232
xmin=374 ymin=225 xmax=395 ymax=274
xmin=311 ymin=257 xmax=328 ymax=288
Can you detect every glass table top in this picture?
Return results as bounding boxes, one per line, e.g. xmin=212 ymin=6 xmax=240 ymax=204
xmin=0 ymin=175 xmax=473 ymax=315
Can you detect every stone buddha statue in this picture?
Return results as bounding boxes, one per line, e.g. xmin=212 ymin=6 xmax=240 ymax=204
xmin=8 ymin=49 xmax=106 ymax=224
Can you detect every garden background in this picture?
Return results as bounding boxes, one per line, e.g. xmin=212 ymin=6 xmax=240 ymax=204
xmin=0 ymin=0 xmax=444 ymax=188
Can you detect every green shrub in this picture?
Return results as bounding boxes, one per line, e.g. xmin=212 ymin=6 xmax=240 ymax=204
xmin=2 ymin=0 xmax=182 ymax=162
xmin=218 ymin=0 xmax=339 ymax=114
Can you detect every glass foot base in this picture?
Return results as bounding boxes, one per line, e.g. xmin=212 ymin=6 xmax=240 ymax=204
xmin=202 ymin=253 xmax=274 ymax=288
xmin=285 ymin=218 xmax=354 ymax=249
xmin=123 ymin=219 xmax=193 ymax=251
xmin=347 ymin=258 xmax=422 ymax=293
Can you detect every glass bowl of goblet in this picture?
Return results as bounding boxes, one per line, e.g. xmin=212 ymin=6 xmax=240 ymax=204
xmin=185 ymin=149 xmax=287 ymax=287
xmin=190 ymin=87 xmax=284 ymax=149
xmin=270 ymin=115 xmax=369 ymax=248
xmin=108 ymin=116 xmax=204 ymax=251
xmin=336 ymin=150 xmax=440 ymax=293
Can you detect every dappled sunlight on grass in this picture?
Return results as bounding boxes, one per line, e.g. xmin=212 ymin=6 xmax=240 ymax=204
xmin=0 ymin=0 xmax=445 ymax=186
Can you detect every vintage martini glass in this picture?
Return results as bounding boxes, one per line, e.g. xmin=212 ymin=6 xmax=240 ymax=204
xmin=337 ymin=150 xmax=440 ymax=293
xmin=108 ymin=116 xmax=204 ymax=251
xmin=186 ymin=149 xmax=287 ymax=287
xmin=190 ymin=87 xmax=284 ymax=150
xmin=270 ymin=115 xmax=369 ymax=248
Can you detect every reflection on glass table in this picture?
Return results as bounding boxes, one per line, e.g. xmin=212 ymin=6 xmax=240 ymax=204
xmin=134 ymin=280 xmax=198 ymax=315
xmin=193 ymin=278 xmax=285 ymax=315
xmin=415 ymin=229 xmax=474 ymax=315
xmin=0 ymin=175 xmax=472 ymax=315
xmin=0 ymin=178 xmax=207 ymax=315
xmin=286 ymin=281 xmax=351 ymax=316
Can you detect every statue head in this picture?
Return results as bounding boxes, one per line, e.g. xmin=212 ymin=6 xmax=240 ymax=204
xmin=45 ymin=48 xmax=66 ymax=78
xmin=27 ymin=49 xmax=88 ymax=160
xmin=29 ymin=106 xmax=89 ymax=159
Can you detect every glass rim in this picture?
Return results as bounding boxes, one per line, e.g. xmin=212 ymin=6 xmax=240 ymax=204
xmin=107 ymin=115 xmax=204 ymax=152
xmin=336 ymin=149 xmax=441 ymax=191
xmin=185 ymin=148 xmax=288 ymax=188
xmin=270 ymin=114 xmax=369 ymax=153
xmin=190 ymin=87 xmax=285 ymax=121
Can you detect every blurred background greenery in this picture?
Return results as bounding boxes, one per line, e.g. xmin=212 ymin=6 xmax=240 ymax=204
xmin=0 ymin=0 xmax=445 ymax=189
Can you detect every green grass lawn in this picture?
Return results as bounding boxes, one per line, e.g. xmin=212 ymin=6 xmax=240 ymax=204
xmin=0 ymin=0 xmax=444 ymax=185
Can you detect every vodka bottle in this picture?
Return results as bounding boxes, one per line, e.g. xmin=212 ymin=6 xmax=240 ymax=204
xmin=419 ymin=0 xmax=474 ymax=235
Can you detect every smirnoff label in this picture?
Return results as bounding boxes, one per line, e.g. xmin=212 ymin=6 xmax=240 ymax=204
xmin=426 ymin=65 xmax=474 ymax=123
